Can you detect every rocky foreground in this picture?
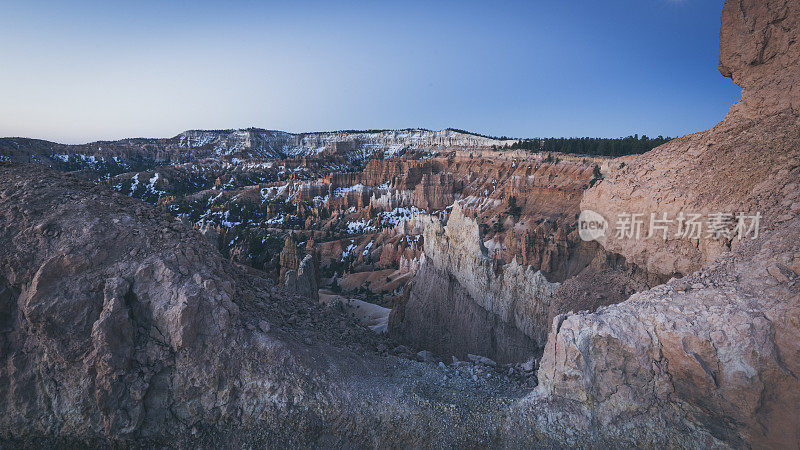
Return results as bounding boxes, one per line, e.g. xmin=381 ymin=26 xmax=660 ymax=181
xmin=538 ymin=0 xmax=800 ymax=446
xmin=2 ymin=0 xmax=800 ymax=447
xmin=0 ymin=165 xmax=542 ymax=447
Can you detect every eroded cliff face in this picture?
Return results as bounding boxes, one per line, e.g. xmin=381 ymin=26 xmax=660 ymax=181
xmin=1 ymin=1 xmax=795 ymax=447
xmin=582 ymin=0 xmax=800 ymax=276
xmin=536 ymin=0 xmax=800 ymax=446
xmin=0 ymin=165 xmax=528 ymax=447
xmin=536 ymin=223 xmax=800 ymax=447
xmin=0 ymin=128 xmax=517 ymax=169
xmin=719 ymin=0 xmax=800 ymax=118
xmin=393 ymin=203 xmax=559 ymax=362
xmin=0 ymin=166 xmax=256 ymax=439
xmin=396 ymin=262 xmax=541 ymax=363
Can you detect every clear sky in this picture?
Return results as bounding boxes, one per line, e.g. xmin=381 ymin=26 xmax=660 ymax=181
xmin=0 ymin=0 xmax=738 ymax=144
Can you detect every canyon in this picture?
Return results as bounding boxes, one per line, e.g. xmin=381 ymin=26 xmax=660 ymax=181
xmin=1 ymin=0 xmax=799 ymax=446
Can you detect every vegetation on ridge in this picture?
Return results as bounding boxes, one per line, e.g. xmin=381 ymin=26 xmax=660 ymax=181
xmin=503 ymin=134 xmax=672 ymax=157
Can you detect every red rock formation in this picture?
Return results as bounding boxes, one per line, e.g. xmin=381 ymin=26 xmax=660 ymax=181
xmin=324 ymin=171 xmax=361 ymax=187
xmin=413 ymin=173 xmax=456 ymax=210
xmin=279 ymin=234 xmax=300 ymax=281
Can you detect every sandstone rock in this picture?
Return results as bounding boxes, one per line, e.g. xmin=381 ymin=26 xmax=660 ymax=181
xmin=278 ymin=233 xmax=300 ymax=281
xmin=535 ymin=218 xmax=800 ymax=447
xmin=535 ymin=0 xmax=800 ymax=446
xmin=544 ymin=251 xmax=656 ymax=328
xmin=0 ymin=166 xmax=402 ymax=445
xmin=393 ymin=202 xmax=559 ymax=362
xmin=284 ymin=254 xmax=320 ymax=300
xmin=766 ymin=263 xmax=790 ymax=282
xmin=719 ymin=0 xmax=800 ymax=118
xmin=581 ymin=0 xmax=800 ymax=277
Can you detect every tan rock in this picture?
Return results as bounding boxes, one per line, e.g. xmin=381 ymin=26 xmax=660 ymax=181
xmin=537 ymin=0 xmax=800 ymax=446
xmin=393 ymin=202 xmax=559 ymax=362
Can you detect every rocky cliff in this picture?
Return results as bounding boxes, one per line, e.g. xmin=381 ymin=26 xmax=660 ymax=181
xmin=0 ymin=164 xmax=536 ymax=447
xmin=0 ymin=165 xmax=267 ymax=440
xmin=582 ymin=0 xmax=799 ymax=276
xmin=1 ymin=1 xmax=796 ymax=447
xmin=284 ymin=254 xmax=320 ymax=301
xmin=536 ymin=0 xmax=800 ymax=446
xmin=393 ymin=203 xmax=559 ymax=362
xmin=0 ymin=128 xmax=517 ymax=171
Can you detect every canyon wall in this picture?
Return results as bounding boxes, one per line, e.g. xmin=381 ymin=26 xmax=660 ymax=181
xmin=534 ymin=0 xmax=800 ymax=446
xmin=396 ymin=262 xmax=540 ymax=363
xmin=581 ymin=0 xmax=799 ymax=276
xmin=1 ymin=1 xmax=796 ymax=447
xmin=0 ymin=128 xmax=517 ymax=168
xmin=393 ymin=203 xmax=559 ymax=362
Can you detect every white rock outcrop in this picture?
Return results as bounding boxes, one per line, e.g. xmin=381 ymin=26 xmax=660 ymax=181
xmin=422 ymin=202 xmax=559 ymax=345
xmin=394 ymin=202 xmax=559 ymax=362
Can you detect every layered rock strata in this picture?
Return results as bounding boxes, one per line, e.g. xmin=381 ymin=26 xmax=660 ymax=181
xmin=0 ymin=128 xmax=517 ymax=168
xmin=534 ymin=0 xmax=800 ymax=446
xmin=393 ymin=203 xmax=559 ymax=362
xmin=0 ymin=1 xmax=796 ymax=446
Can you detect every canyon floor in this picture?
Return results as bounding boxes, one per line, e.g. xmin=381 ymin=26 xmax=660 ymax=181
xmin=2 ymin=0 xmax=800 ymax=447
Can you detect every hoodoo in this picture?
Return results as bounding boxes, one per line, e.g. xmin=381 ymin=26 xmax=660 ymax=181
xmin=1 ymin=0 xmax=798 ymax=447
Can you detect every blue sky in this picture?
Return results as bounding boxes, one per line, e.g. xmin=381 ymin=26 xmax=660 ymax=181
xmin=0 ymin=0 xmax=738 ymax=143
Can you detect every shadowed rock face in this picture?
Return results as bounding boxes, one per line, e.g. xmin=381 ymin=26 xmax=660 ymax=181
xmin=397 ymin=261 xmax=540 ymax=363
xmin=1 ymin=1 xmax=798 ymax=447
xmin=0 ymin=166 xmax=397 ymax=444
xmin=0 ymin=166 xmax=243 ymax=438
xmin=284 ymin=254 xmax=320 ymax=301
xmin=536 ymin=0 xmax=800 ymax=447
xmin=393 ymin=203 xmax=559 ymax=363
